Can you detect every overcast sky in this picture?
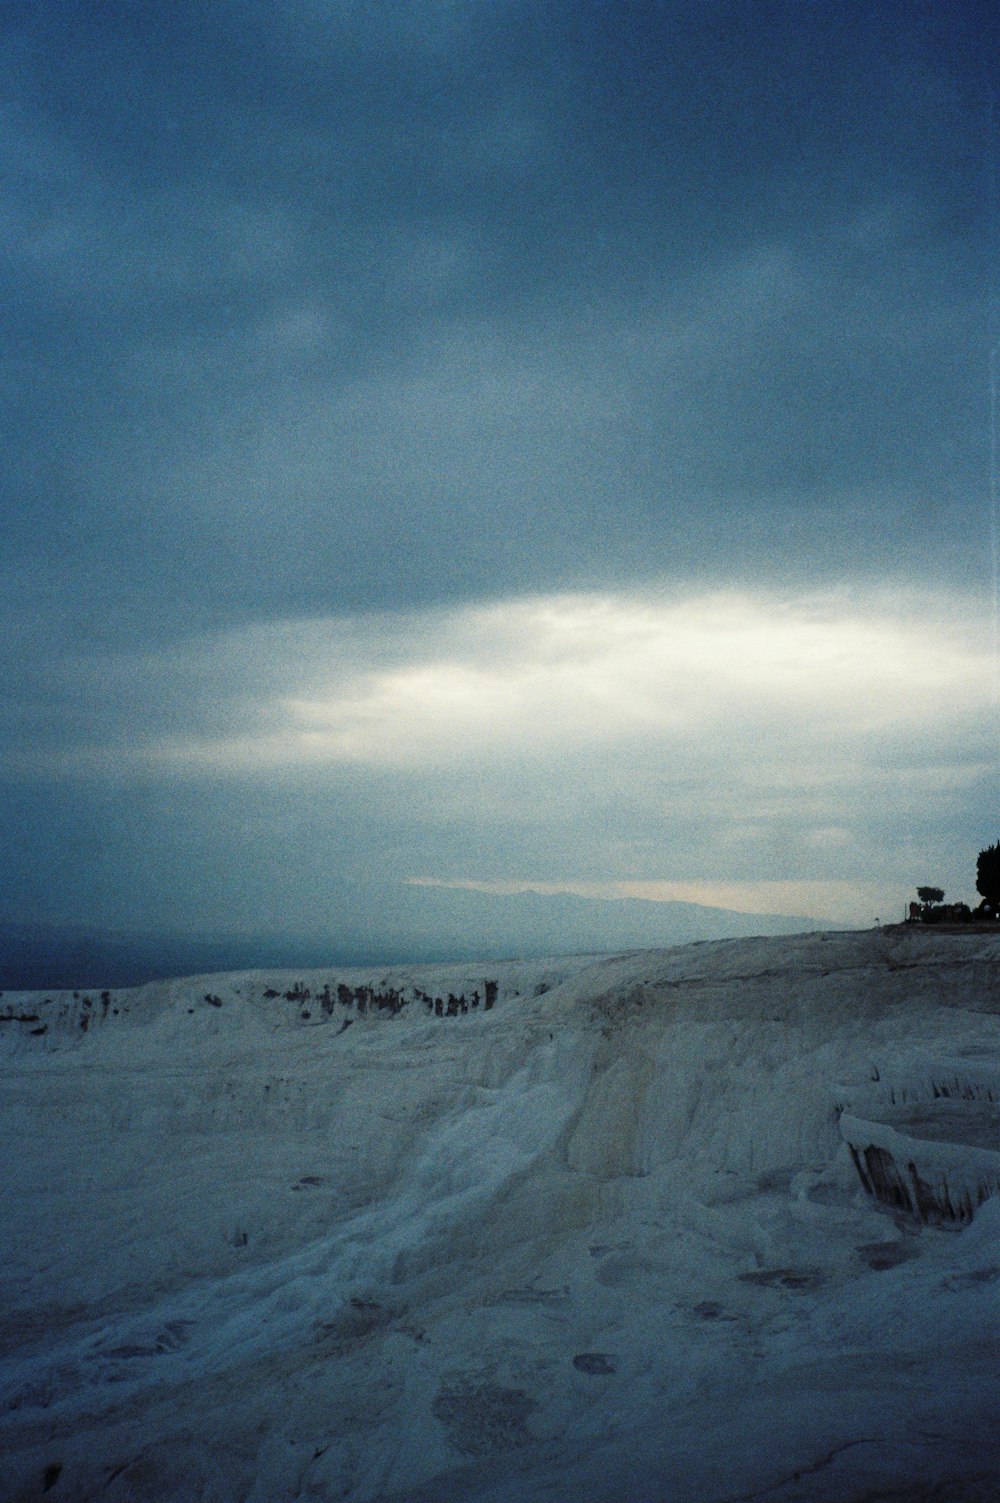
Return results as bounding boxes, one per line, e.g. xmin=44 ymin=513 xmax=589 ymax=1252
xmin=2 ymin=0 xmax=997 ymax=939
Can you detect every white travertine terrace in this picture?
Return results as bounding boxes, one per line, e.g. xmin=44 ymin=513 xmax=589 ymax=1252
xmin=2 ymin=927 xmax=999 ymax=1501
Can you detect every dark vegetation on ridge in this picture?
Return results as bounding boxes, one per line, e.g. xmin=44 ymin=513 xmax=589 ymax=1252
xmin=908 ymin=843 xmax=1000 ymax=926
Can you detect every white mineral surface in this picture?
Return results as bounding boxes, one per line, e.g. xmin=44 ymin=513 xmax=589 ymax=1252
xmin=2 ymin=927 xmax=1000 ymax=1502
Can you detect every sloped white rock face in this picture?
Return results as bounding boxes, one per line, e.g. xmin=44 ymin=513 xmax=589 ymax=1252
xmin=2 ymin=929 xmax=1000 ymax=1502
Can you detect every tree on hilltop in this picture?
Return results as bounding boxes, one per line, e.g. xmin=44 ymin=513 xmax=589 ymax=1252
xmin=976 ymin=844 xmax=1000 ymax=907
xmin=916 ymin=886 xmax=944 ymax=906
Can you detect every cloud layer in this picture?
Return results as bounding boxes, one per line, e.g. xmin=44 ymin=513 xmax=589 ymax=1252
xmin=3 ymin=587 xmax=992 ymax=929
xmin=2 ymin=1 xmax=996 ymax=941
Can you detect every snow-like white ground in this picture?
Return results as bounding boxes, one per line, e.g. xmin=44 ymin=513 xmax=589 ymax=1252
xmin=2 ymin=927 xmax=1000 ymax=1502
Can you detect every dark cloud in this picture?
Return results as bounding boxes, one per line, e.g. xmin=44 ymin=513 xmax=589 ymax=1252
xmin=3 ymin=1 xmax=995 ymax=644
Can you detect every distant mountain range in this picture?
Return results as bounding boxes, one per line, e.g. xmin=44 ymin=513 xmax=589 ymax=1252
xmin=0 ymin=883 xmax=841 ymax=989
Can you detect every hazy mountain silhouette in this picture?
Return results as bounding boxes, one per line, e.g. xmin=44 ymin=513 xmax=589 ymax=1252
xmin=0 ymin=884 xmax=839 ymax=989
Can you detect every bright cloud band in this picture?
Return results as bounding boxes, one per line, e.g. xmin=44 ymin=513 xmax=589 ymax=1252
xmin=130 ymin=587 xmax=990 ymax=776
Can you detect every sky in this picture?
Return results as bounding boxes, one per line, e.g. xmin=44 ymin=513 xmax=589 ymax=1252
xmin=2 ymin=0 xmax=998 ymax=944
